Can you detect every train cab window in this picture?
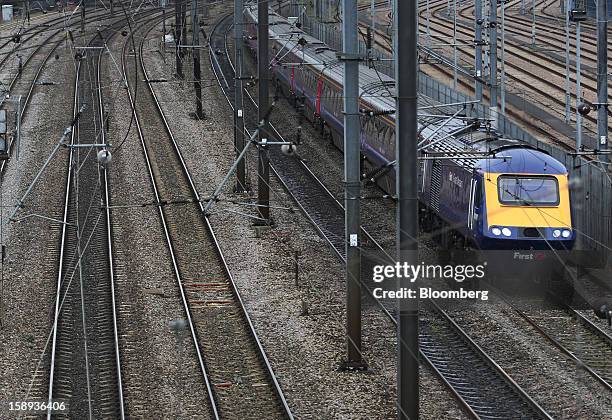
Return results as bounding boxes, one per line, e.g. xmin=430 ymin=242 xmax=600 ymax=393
xmin=498 ymin=175 xmax=559 ymax=206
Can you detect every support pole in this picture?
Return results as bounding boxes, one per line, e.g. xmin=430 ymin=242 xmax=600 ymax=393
xmin=453 ymin=0 xmax=458 ymax=89
xmin=81 ymin=0 xmax=85 ymax=33
xmin=371 ymin=0 xmax=375 ymax=36
xmin=175 ymin=0 xmax=185 ymax=79
xmin=475 ymin=0 xmax=483 ymax=101
xmin=484 ymin=0 xmax=489 ymax=81
xmin=16 ymin=96 xmax=22 ymax=160
xmin=596 ymin=0 xmax=608 ymax=160
xmin=162 ymin=8 xmax=167 ymax=58
xmin=235 ymin=0 xmax=247 ymax=190
xmin=192 ymin=0 xmax=204 ymax=119
xmin=564 ymin=0 xmax=571 ymax=123
xmin=576 ymin=21 xmax=582 ymax=151
xmin=500 ymin=0 xmax=505 ymax=113
xmin=396 ymin=0 xmax=419 ymax=417
xmin=489 ymin=0 xmax=498 ymax=129
xmin=257 ymin=0 xmax=271 ymax=223
xmin=341 ymin=0 xmax=363 ymax=369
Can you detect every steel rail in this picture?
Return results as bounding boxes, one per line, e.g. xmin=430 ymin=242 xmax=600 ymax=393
xmin=140 ymin=13 xmax=294 ymax=418
xmin=46 ymin=10 xmax=157 ymax=417
xmin=208 ymin=14 xmax=468 ymax=419
xmin=0 ymin=6 xmax=115 ymax=65
xmin=96 ymin=33 xmax=126 ymax=419
xmin=366 ymin=23 xmax=602 ymax=153
xmin=361 ymin=0 xmax=612 ymax=139
xmin=0 ymin=7 xmax=134 ymax=175
xmin=0 ymin=36 xmax=62 ymax=175
xmin=213 ymin=11 xmax=555 ymax=419
xmin=502 ymin=0 xmax=612 ymax=53
xmin=46 ymin=55 xmax=79 ymax=420
xmin=367 ymin=2 xmax=612 ymax=129
xmin=424 ymin=0 xmax=612 ymax=121
xmin=121 ymin=15 xmax=221 ymax=420
xmin=503 ymin=294 xmax=612 ymax=391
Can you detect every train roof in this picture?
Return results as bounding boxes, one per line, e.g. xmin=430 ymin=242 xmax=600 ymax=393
xmin=246 ymin=7 xmax=567 ymax=176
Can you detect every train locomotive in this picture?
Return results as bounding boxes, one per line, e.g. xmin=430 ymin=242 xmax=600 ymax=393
xmin=243 ymin=7 xmax=575 ymax=256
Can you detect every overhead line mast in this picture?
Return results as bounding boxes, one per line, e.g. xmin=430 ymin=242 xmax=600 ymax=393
xmin=395 ymin=0 xmax=419 ymax=417
xmin=257 ymin=0 xmax=271 ymax=223
xmin=340 ymin=0 xmax=365 ymax=370
xmin=596 ymin=0 xmax=608 ymax=161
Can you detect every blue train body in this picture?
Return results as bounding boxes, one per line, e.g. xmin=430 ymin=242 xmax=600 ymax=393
xmin=244 ymin=7 xmax=575 ymax=253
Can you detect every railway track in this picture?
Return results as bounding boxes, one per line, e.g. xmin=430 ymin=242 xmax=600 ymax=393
xmin=121 ymin=14 xmax=293 ymax=419
xmin=508 ymin=296 xmax=612 ymax=391
xmin=394 ymin=0 xmax=612 ymax=394
xmin=355 ymin=3 xmax=584 ymax=149
xmin=512 ymin=0 xmax=612 ymax=59
xmin=0 ymin=7 xmax=131 ymax=176
xmin=358 ymin=0 xmax=610 ymax=151
xmin=439 ymin=0 xmax=612 ymax=120
xmin=211 ymin=11 xmax=553 ymax=419
xmin=44 ymin=10 xmax=149 ymax=418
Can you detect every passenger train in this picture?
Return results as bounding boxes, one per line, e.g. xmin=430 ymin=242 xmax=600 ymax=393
xmin=243 ymin=7 xmax=575 ymax=254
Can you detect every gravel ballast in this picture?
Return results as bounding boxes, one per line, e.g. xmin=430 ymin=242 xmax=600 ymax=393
xmin=138 ymin=11 xmax=467 ymax=419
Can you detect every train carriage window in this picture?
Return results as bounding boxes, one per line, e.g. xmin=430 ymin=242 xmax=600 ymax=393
xmin=333 ymin=90 xmax=340 ymax=114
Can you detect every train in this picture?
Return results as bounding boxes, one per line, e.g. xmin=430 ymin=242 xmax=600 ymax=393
xmin=243 ymin=7 xmax=575 ymax=256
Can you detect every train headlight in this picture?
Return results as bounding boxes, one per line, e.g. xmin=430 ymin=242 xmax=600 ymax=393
xmin=501 ymin=227 xmax=512 ymax=237
xmin=491 ymin=227 xmax=501 ymax=236
xmin=552 ymin=229 xmax=561 ymax=238
xmin=561 ymin=229 xmax=571 ymax=238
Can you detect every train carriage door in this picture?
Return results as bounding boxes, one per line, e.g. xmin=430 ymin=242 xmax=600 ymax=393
xmin=468 ymin=175 xmax=482 ymax=233
xmin=468 ymin=178 xmax=476 ymax=231
xmin=315 ymin=76 xmax=323 ymax=116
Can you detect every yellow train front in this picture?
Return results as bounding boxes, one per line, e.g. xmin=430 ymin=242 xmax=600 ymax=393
xmin=420 ymin=139 xmax=574 ymax=252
